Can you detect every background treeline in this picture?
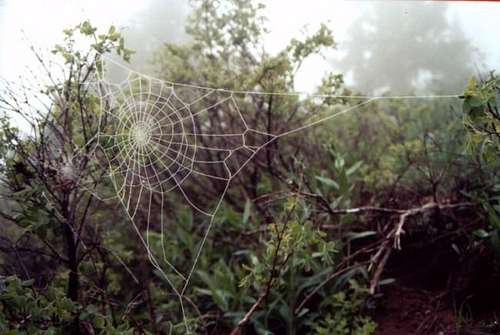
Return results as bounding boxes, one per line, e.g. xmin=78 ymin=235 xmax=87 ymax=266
xmin=0 ymin=1 xmax=499 ymax=334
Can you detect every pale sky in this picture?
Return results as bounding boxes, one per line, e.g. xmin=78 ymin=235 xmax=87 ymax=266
xmin=0 ymin=0 xmax=499 ymax=93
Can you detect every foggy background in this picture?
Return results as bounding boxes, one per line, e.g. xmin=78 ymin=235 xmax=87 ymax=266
xmin=0 ymin=0 xmax=499 ymax=95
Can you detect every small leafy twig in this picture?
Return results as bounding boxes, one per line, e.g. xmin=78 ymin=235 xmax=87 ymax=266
xmin=229 ymin=202 xmax=297 ymax=334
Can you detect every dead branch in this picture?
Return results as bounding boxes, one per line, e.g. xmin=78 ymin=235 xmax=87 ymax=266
xmin=369 ymin=201 xmax=474 ymax=294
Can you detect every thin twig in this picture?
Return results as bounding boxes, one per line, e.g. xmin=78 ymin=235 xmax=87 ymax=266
xmin=229 ymin=203 xmax=297 ymax=334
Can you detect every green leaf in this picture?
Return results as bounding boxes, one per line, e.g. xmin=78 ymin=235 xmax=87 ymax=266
xmin=79 ymin=21 xmax=96 ymax=35
xmin=346 ymin=161 xmax=363 ymax=176
xmin=21 ymin=279 xmax=34 ymax=287
xmin=472 ymin=229 xmax=490 ymax=239
xmin=242 ymin=199 xmax=251 ymax=225
xmin=346 ymin=231 xmax=377 ymax=241
xmin=378 ymin=278 xmax=396 ymax=286
xmin=316 ymin=176 xmax=339 ymax=190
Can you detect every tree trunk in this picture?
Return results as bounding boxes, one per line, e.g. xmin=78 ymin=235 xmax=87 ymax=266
xmin=64 ymin=222 xmax=79 ymax=301
xmin=64 ymin=218 xmax=81 ymax=335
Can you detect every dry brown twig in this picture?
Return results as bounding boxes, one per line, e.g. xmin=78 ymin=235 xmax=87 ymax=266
xmin=370 ymin=201 xmax=474 ymax=294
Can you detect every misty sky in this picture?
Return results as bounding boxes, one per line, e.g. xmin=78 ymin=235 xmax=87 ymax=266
xmin=0 ymin=0 xmax=499 ymax=94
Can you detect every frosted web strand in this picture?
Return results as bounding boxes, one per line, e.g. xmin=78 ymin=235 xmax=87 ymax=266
xmin=99 ymin=54 xmax=462 ymax=100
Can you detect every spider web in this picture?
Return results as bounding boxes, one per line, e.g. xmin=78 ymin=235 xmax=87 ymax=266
xmin=95 ymin=70 xmax=287 ymax=329
xmin=93 ymin=57 xmax=458 ymax=333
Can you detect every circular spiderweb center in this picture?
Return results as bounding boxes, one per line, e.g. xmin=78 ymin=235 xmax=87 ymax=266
xmin=130 ymin=120 xmax=153 ymax=147
xmin=100 ymin=90 xmax=197 ymax=192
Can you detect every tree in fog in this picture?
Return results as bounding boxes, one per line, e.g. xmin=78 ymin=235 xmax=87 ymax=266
xmin=120 ymin=0 xmax=190 ymax=71
xmin=336 ymin=2 xmax=479 ymax=94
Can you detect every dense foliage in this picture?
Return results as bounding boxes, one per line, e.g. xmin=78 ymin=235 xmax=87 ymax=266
xmin=0 ymin=1 xmax=498 ymax=334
